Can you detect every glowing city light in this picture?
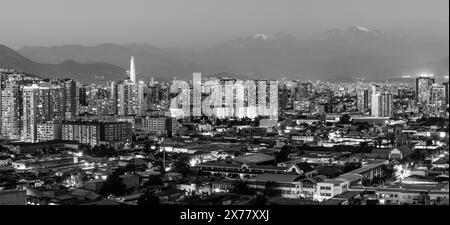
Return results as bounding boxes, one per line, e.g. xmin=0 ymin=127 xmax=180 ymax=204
xmin=394 ymin=164 xmax=411 ymax=181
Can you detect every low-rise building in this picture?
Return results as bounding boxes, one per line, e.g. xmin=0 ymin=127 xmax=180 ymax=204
xmin=62 ymin=120 xmax=132 ymax=147
xmin=315 ymin=179 xmax=349 ymax=202
xmin=120 ymin=174 xmax=140 ymax=189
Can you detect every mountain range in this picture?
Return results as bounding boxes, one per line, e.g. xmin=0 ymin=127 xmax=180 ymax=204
xmin=1 ymin=26 xmax=448 ymax=83
xmin=0 ymin=44 xmax=125 ymax=83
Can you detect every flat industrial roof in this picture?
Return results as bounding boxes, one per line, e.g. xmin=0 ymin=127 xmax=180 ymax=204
xmin=251 ymin=173 xmax=302 ymax=183
xmin=234 ymin=153 xmax=275 ymax=164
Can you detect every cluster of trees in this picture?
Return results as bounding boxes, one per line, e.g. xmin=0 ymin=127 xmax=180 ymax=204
xmin=417 ymin=117 xmax=448 ymax=127
xmin=143 ymin=175 xmax=163 ymax=187
xmin=0 ymin=145 xmax=12 ymax=154
xmin=214 ymin=117 xmax=260 ymax=127
xmin=99 ymin=165 xmax=136 ymax=197
xmin=231 ymin=180 xmax=255 ymax=195
xmin=410 ymin=149 xmax=431 ymax=164
xmin=252 ymin=194 xmax=267 ymax=205
xmin=275 ymin=146 xmax=292 ymax=163
xmin=84 ymin=145 xmax=118 ymax=158
xmin=172 ymin=154 xmax=191 ymax=176
xmin=99 ymin=172 xmax=126 ymax=197
xmin=354 ymin=122 xmax=371 ymax=131
xmin=264 ymin=181 xmax=279 ymax=197
xmin=137 ymin=190 xmax=160 ymax=205
xmin=339 ymin=114 xmax=351 ymax=124
xmin=142 ymin=141 xmax=159 ymax=154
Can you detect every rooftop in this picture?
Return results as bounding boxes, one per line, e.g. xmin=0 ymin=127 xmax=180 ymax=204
xmin=319 ymin=179 xmax=346 ymax=185
xmin=344 ymin=161 xmax=386 ymax=175
xmin=251 ymin=173 xmax=303 ymax=183
xmin=234 ymin=153 xmax=275 ymax=164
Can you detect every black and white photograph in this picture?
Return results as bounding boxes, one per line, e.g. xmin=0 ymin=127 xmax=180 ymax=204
xmin=0 ymin=0 xmax=448 ymax=223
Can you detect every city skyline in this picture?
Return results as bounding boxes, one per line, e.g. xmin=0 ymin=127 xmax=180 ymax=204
xmin=0 ymin=0 xmax=448 ymax=214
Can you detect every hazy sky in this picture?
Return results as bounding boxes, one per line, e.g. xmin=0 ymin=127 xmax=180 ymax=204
xmin=1 ymin=0 xmax=448 ymax=49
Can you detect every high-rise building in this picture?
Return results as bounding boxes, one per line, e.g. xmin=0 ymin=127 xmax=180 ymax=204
xmin=416 ymin=76 xmax=435 ymax=105
xmin=109 ymin=81 xmax=118 ymax=114
xmin=63 ymin=79 xmax=78 ymax=119
xmin=1 ymin=74 xmax=27 ymax=139
xmin=117 ymin=81 xmax=147 ymax=116
xmin=431 ymin=83 xmax=446 ymax=112
xmin=117 ymin=57 xmax=147 ymax=116
xmin=364 ymin=89 xmax=370 ymax=112
xmin=78 ymin=85 xmax=89 ymax=107
xmin=369 ymin=85 xmax=392 ymax=117
xmin=129 ymin=56 xmax=136 ymax=83
xmin=51 ymin=79 xmax=78 ymax=119
xmin=379 ymin=92 xmax=393 ymax=117
xmin=356 ymin=88 xmax=369 ymax=114
xmin=21 ymin=84 xmax=62 ymax=142
xmin=444 ymin=82 xmax=449 ymax=107
xmin=147 ymin=83 xmax=160 ymax=110
xmin=278 ymin=83 xmax=289 ymax=110
xmin=370 ymin=86 xmax=379 ymax=117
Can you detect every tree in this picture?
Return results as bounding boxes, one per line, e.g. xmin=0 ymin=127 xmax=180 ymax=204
xmin=339 ymin=114 xmax=351 ymax=124
xmin=349 ymin=198 xmax=362 ymax=205
xmin=264 ymin=181 xmax=279 ymax=197
xmin=362 ymin=178 xmax=371 ymax=186
xmin=276 ymin=146 xmax=291 ymax=163
xmin=144 ymin=175 xmax=163 ymax=187
xmin=359 ymin=142 xmax=372 ymax=153
xmin=375 ymin=137 xmax=384 ymax=148
xmin=143 ymin=141 xmax=156 ymax=154
xmin=173 ymin=155 xmax=191 ymax=176
xmin=85 ymin=145 xmax=118 ymax=158
xmin=371 ymin=176 xmax=382 ymax=186
xmin=382 ymin=165 xmax=395 ymax=181
xmin=100 ymin=171 xmax=127 ymax=197
xmin=253 ymin=194 xmax=267 ymax=205
xmin=137 ymin=190 xmax=160 ymax=205
xmin=356 ymin=122 xmax=370 ymax=131
xmin=153 ymin=160 xmax=165 ymax=174
xmin=231 ymin=180 xmax=253 ymax=195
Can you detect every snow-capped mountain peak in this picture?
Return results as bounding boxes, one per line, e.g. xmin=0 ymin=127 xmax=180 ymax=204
xmin=323 ymin=26 xmax=389 ymax=40
xmin=249 ymin=33 xmax=272 ymax=41
xmin=355 ymin=26 xmax=370 ymax=32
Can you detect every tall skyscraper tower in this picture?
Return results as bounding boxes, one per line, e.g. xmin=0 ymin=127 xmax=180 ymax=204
xmin=130 ymin=56 xmax=136 ymax=83
xmin=370 ymin=85 xmax=379 ymax=117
